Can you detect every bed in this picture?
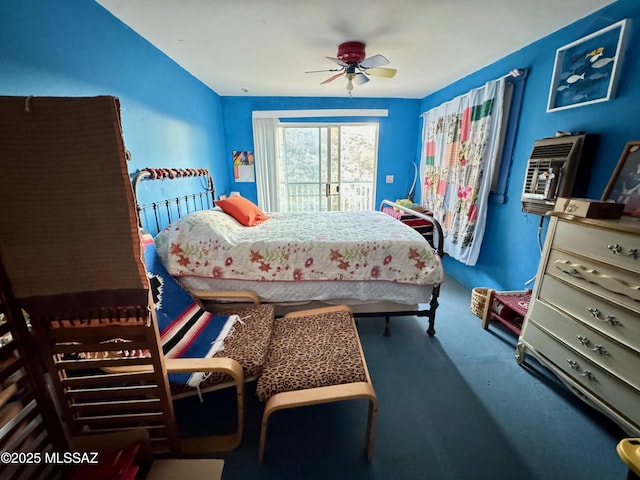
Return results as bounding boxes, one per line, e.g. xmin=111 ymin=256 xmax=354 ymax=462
xmin=132 ymin=168 xmax=445 ymax=336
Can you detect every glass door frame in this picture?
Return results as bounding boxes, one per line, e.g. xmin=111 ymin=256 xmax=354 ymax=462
xmin=277 ymin=122 xmax=378 ymax=212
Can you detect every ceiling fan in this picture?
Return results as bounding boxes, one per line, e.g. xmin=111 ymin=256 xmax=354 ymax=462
xmin=306 ymin=41 xmax=397 ymax=95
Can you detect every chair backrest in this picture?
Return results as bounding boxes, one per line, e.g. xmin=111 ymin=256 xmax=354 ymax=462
xmin=36 ymin=308 xmax=180 ymax=454
xmin=0 ymin=95 xmax=181 ymax=454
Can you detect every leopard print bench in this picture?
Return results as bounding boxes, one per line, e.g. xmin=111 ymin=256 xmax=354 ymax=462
xmin=256 ymin=305 xmax=377 ymax=464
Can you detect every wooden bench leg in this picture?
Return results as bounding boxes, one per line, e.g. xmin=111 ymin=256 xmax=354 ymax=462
xmin=365 ymin=396 xmax=378 ymax=462
xmin=258 ymin=382 xmax=377 ymax=465
xmin=258 ymin=404 xmax=271 ymax=465
xmin=257 ymin=305 xmax=377 ymax=464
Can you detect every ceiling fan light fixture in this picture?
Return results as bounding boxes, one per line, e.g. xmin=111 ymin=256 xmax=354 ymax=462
xmin=307 ymin=41 xmax=396 ymax=96
xmin=337 ymin=41 xmax=366 ymax=64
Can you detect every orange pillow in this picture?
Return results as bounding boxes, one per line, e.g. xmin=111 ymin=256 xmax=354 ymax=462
xmin=215 ymin=196 xmax=269 ymax=226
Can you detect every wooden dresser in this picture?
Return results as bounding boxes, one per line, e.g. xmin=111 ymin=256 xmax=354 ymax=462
xmin=516 ymin=213 xmax=640 ymax=436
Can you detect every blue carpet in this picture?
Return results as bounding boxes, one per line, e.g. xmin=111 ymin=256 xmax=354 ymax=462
xmin=173 ymin=277 xmax=628 ymax=479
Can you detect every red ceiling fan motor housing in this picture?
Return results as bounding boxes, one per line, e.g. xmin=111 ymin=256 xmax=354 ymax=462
xmin=337 ymin=41 xmax=366 ymax=64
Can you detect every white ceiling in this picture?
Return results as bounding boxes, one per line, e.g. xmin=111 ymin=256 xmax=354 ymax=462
xmin=96 ymin=0 xmax=615 ymax=99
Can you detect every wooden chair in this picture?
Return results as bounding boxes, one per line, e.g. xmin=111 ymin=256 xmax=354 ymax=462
xmin=0 ymin=96 xmax=248 ymax=457
xmin=95 ymin=291 xmax=273 ymax=453
xmin=36 ymin=307 xmax=246 ymax=454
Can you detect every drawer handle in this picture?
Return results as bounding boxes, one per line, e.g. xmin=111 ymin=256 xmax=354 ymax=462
xmin=628 ymin=248 xmax=639 ymax=259
xmin=607 ymin=244 xmax=622 ymax=254
xmin=567 ymin=359 xmax=579 ymax=369
xmin=605 ymin=314 xmax=621 ymax=326
xmin=567 ymin=266 xmax=597 ymax=277
xmin=576 ymin=335 xmax=609 ymax=355
xmin=566 ymin=359 xmax=598 ymax=382
xmin=579 ymin=370 xmax=597 ymax=381
xmin=586 ymin=307 xmax=622 ymax=326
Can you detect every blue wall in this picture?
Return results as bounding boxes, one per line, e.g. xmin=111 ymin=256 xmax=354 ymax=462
xmin=421 ymin=0 xmax=640 ymax=291
xmin=3 ymin=0 xmax=640 ymax=293
xmin=0 ymin=0 xmax=229 ymax=204
xmin=220 ymin=96 xmax=421 ymax=207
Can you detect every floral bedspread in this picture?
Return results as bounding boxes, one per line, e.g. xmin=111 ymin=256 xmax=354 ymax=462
xmin=154 ymin=209 xmax=444 ymax=286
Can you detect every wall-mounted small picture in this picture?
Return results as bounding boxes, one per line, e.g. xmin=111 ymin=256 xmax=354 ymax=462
xmin=233 ymin=150 xmax=255 ymax=182
xmin=547 ymin=19 xmax=628 ymax=112
xmin=602 ymin=141 xmax=640 ymax=217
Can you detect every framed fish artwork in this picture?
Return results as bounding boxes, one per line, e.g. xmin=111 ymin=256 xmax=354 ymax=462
xmin=547 ymin=19 xmax=629 ymax=112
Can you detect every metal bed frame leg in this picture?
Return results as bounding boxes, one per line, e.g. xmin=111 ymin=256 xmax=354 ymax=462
xmin=383 ymin=316 xmax=391 ymax=337
xmin=426 ymin=284 xmax=440 ymax=336
xmin=353 ymin=297 xmax=439 ymax=337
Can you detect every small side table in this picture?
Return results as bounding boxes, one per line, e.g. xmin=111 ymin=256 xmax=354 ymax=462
xmin=481 ymin=289 xmax=531 ymax=335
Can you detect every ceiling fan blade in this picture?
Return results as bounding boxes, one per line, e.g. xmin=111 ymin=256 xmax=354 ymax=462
xmin=326 ymin=56 xmax=349 ymax=68
xmin=365 ymin=67 xmax=397 ymax=78
xmin=321 ymin=71 xmax=345 ymax=84
xmin=305 ymin=68 xmax=342 ymax=74
xmin=359 ymin=54 xmax=390 ymax=69
xmin=353 ymin=72 xmax=370 ymax=85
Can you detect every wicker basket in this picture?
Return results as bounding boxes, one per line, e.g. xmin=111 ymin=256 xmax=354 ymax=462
xmin=470 ymin=287 xmax=490 ymax=318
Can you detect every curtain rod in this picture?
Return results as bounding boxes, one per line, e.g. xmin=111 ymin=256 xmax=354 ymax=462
xmin=503 ymin=68 xmax=528 ymax=80
xmin=420 ymin=67 xmax=528 ymax=115
xmin=252 ymin=109 xmax=388 ymax=119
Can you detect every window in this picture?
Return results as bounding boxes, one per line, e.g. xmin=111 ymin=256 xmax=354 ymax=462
xmin=277 ymin=123 xmax=378 ymax=212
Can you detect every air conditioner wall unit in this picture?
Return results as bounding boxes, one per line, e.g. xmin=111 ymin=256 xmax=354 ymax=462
xmin=521 ymin=134 xmax=598 ymax=215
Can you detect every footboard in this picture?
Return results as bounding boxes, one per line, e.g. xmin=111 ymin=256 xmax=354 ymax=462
xmin=379 ymin=199 xmax=444 ymax=258
xmin=373 ymin=199 xmax=445 ymax=336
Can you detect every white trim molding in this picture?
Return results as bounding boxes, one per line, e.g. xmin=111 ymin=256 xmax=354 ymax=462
xmin=252 ymin=109 xmax=388 ymax=119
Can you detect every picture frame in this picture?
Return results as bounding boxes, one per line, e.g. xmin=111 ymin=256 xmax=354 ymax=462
xmin=232 ymin=150 xmax=255 ymax=183
xmin=601 ymin=141 xmax=640 ymax=217
xmin=547 ymin=19 xmax=628 ymax=112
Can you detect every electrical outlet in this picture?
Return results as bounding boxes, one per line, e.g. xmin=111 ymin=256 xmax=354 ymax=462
xmin=385 ymin=175 xmax=394 ymax=184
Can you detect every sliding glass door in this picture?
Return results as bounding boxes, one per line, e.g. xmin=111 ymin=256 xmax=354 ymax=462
xmin=277 ymin=123 xmax=377 ymax=212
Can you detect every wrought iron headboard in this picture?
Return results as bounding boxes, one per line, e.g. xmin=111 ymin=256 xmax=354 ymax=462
xmin=132 ymin=168 xmax=215 ymax=235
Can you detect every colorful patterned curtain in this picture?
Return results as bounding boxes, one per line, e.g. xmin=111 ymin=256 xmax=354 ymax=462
xmin=420 ymin=78 xmax=505 ymax=266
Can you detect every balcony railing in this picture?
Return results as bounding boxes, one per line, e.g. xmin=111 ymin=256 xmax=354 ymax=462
xmin=282 ymin=182 xmax=374 ymax=212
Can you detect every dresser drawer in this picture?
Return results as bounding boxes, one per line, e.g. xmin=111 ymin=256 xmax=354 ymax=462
xmin=554 ymin=220 xmax=640 ymax=274
xmin=528 ymin=299 xmax=640 ymax=390
xmin=547 ymin=249 xmax=640 ymax=314
xmin=521 ymin=322 xmax=640 ymax=427
xmin=538 ymin=275 xmax=640 ymax=352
